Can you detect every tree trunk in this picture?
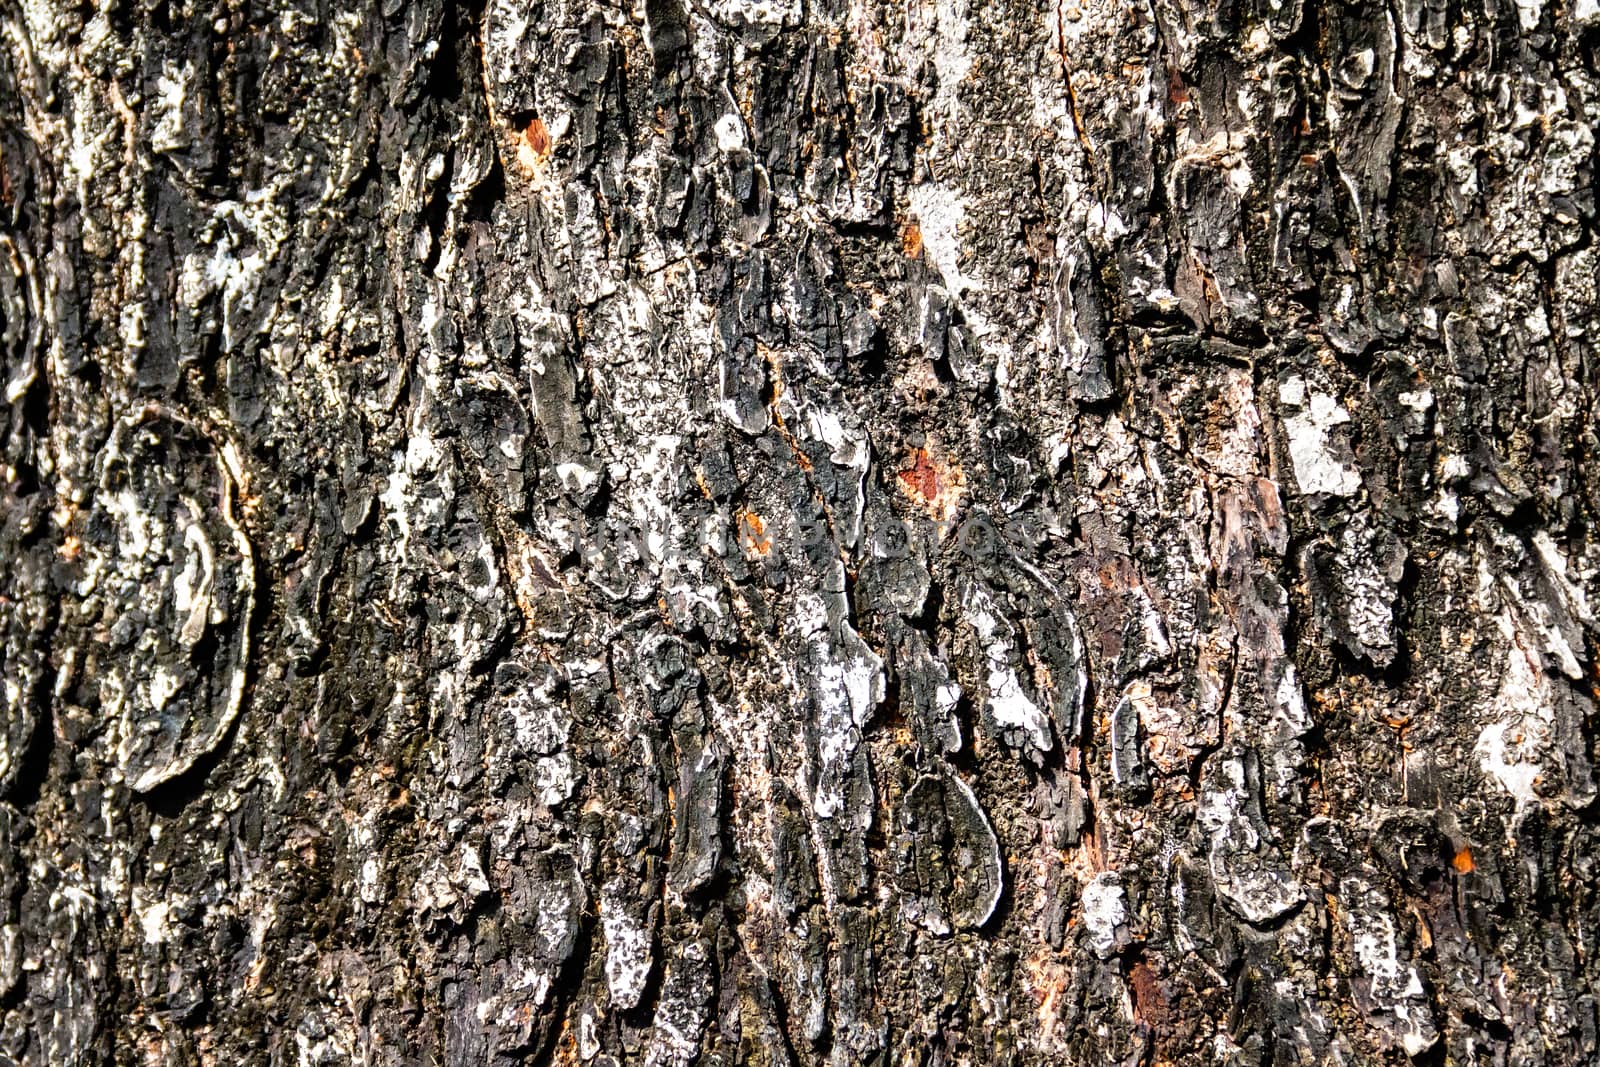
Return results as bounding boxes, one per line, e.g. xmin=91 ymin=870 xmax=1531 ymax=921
xmin=2 ymin=0 xmax=1598 ymax=1063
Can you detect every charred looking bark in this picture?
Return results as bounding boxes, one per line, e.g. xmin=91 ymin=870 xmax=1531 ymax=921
xmin=2 ymin=0 xmax=1600 ymax=1064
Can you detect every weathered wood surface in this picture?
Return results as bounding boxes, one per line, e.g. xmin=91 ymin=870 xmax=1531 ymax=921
xmin=2 ymin=0 xmax=1599 ymax=1063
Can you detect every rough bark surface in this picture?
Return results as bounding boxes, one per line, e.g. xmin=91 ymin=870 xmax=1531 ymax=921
xmin=3 ymin=0 xmax=1600 ymax=1063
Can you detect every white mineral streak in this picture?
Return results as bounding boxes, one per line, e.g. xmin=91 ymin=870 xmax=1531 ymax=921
xmin=964 ymin=585 xmax=1052 ymax=753
xmin=1082 ymin=872 xmax=1129 ymax=958
xmin=1281 ymin=378 xmax=1362 ymax=496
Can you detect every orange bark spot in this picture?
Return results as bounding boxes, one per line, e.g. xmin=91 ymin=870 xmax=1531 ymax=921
xmin=1452 ymin=848 xmax=1475 ymax=874
xmin=526 ymin=117 xmax=550 ymax=157
xmin=737 ymin=510 xmax=771 ymax=556
xmin=901 ymin=221 xmax=923 ymax=258
xmin=1129 ymin=960 xmax=1169 ymax=1029
xmin=898 ymin=448 xmax=941 ymax=502
xmin=514 ymin=117 xmax=553 ymax=178
xmin=896 ymin=445 xmax=966 ymax=522
xmin=1166 ymin=68 xmax=1189 ymax=105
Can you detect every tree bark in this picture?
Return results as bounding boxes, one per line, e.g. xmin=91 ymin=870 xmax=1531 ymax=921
xmin=2 ymin=0 xmax=1599 ymax=1063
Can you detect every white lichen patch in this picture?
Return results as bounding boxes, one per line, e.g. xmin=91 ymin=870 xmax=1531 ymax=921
xmin=132 ymin=889 xmax=172 ymax=945
xmin=625 ymin=434 xmax=684 ymax=562
xmin=1474 ymin=623 xmax=1554 ymax=807
xmin=91 ymin=413 xmax=256 ymax=794
xmin=713 ymin=113 xmax=746 ymax=153
xmin=1195 ymin=368 xmax=1264 ymax=478
xmin=899 ymin=0 xmax=973 ymax=129
xmin=792 ymin=590 xmax=885 ymax=819
xmin=1081 ymin=872 xmax=1129 ymax=958
xmin=600 ymin=882 xmax=654 ymax=1011
xmin=1132 ymin=683 xmax=1191 ymax=775
xmin=1336 ymin=516 xmax=1400 ymax=660
xmin=1341 ymin=877 xmax=1438 ymax=1056
xmin=529 ymin=753 xmax=575 ymax=807
xmin=1172 ymin=129 xmax=1255 ymax=197
xmin=1198 ymin=758 xmax=1305 ymax=925
xmin=1281 ymin=378 xmax=1362 ymax=497
xmin=704 ymin=0 xmax=801 ymax=27
xmin=907 ymin=182 xmax=972 ymax=297
xmin=150 ymin=61 xmax=195 ymax=154
xmin=480 ymin=0 xmax=534 ymax=111
xmin=1531 ymin=531 xmax=1593 ymax=675
xmin=964 ymin=585 xmax=1053 ymax=754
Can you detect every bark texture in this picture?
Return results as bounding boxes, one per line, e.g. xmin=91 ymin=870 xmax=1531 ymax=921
xmin=3 ymin=0 xmax=1600 ymax=1063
